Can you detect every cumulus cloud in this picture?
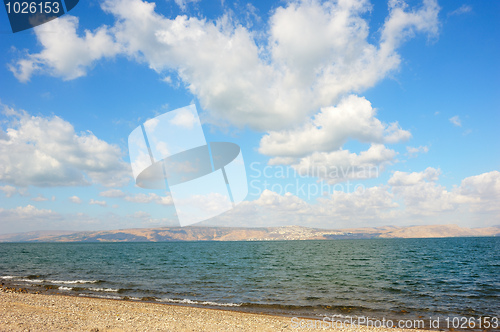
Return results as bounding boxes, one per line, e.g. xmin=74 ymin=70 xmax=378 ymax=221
xmin=0 ymin=185 xmax=28 ymax=197
xmin=210 ymin=170 xmax=500 ymax=228
xmin=96 ymin=190 xmax=173 ymax=205
xmin=406 ymin=145 xmax=429 ymax=157
xmin=210 ymin=190 xmax=313 ymax=227
xmin=9 ymin=16 xmax=120 ymax=82
xmin=69 ymin=196 xmax=82 ymax=204
xmin=258 ymin=95 xmax=410 ymax=182
xmin=89 ymin=199 xmax=107 ymax=207
xmin=259 ymin=95 xmax=410 ymax=157
xmin=211 ymin=186 xmax=398 ymax=228
xmin=316 ymin=186 xmax=399 ymax=221
xmin=449 ymin=115 xmax=462 ymax=127
xmin=5 ymin=0 xmax=442 ymax=192
xmin=389 ymin=168 xmax=480 ymax=215
xmin=287 ymin=144 xmax=396 ymax=184
xmin=32 ymin=194 xmax=49 ymax=202
xmin=457 ymin=171 xmax=500 ymax=212
xmin=170 ymin=108 xmax=197 ymax=129
xmin=124 ymin=192 xmax=173 ymax=205
xmin=124 ymin=193 xmax=159 ymax=203
xmin=0 ymin=205 xmax=62 ymax=233
xmin=126 ymin=211 xmax=177 ymax=226
xmin=99 ymin=189 xmax=126 ymax=198
xmin=10 ymin=0 xmax=440 ymax=131
xmin=388 ymin=167 xmax=440 ymax=186
xmin=0 ymin=104 xmax=131 ymax=187
xmin=0 ymin=205 xmax=178 ymax=234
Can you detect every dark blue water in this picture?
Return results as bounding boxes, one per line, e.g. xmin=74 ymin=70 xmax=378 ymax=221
xmin=1 ymin=238 xmax=499 ymax=326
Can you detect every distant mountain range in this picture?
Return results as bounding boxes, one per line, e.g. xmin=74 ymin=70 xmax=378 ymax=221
xmin=0 ymin=224 xmax=499 ymax=242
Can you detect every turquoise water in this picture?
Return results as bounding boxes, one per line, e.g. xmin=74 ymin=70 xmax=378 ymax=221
xmin=1 ymin=237 xmax=498 ymax=325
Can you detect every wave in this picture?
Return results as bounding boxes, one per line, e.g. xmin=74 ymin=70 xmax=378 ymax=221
xmin=49 ymin=279 xmax=101 ymax=284
xmin=18 ymin=279 xmax=43 ymax=283
xmin=5 ymin=276 xmax=102 ymax=284
xmin=88 ymin=287 xmax=119 ymax=292
xmin=79 ymin=293 xmax=122 ymax=300
xmin=123 ymin=296 xmax=142 ymax=301
xmin=159 ymin=298 xmax=241 ymax=307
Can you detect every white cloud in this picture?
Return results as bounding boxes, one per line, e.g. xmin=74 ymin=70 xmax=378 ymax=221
xmin=259 ymin=95 xmax=410 ymax=157
xmin=211 ymin=169 xmax=499 ymax=228
xmin=126 ymin=210 xmax=177 ymax=227
xmin=406 ymin=145 xmax=429 ymax=157
xmin=449 ymin=115 xmax=462 ymax=127
xmin=128 ymin=211 xmax=151 ymax=219
xmin=389 ymin=168 xmax=479 ymax=215
xmin=124 ymin=192 xmax=173 ymax=205
xmin=89 ymin=199 xmax=107 ymax=207
xmin=388 ymin=167 xmax=440 ymax=186
xmin=99 ymin=189 xmax=126 ymax=198
xmin=381 ymin=0 xmax=439 ymax=52
xmin=157 ymin=195 xmax=173 ymax=205
xmin=69 ymin=196 xmax=82 ymax=204
xmin=11 ymin=0 xmax=440 ymax=132
xmin=0 ymin=205 xmax=60 ymax=219
xmin=0 ymin=185 xmax=17 ymax=198
xmin=124 ymin=193 xmax=159 ymax=203
xmin=259 ymin=95 xmax=408 ymax=183
xmin=286 ymin=144 xmax=396 ymax=184
xmin=0 ymin=205 xmax=62 ymax=233
xmin=316 ymin=186 xmax=399 ymax=221
xmin=457 ymin=171 xmax=500 ymax=212
xmin=32 ymin=194 xmax=49 ymax=202
xmin=174 ymin=0 xmax=200 ymax=11
xmin=9 ymin=16 xmax=120 ymax=82
xmin=449 ymin=5 xmax=472 ymax=16
xmin=170 ymin=108 xmax=197 ymax=129
xmin=0 ymin=185 xmax=28 ymax=197
xmin=0 ymin=206 xmax=179 ymax=234
xmin=0 ymin=104 xmax=131 ymax=187
xmin=211 ymin=186 xmax=398 ymax=228
xmin=211 ymin=190 xmax=313 ymax=227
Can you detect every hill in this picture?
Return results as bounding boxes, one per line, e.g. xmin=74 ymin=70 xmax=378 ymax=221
xmin=0 ymin=224 xmax=498 ymax=242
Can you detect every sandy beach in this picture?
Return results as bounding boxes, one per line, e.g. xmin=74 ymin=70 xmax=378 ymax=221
xmin=0 ymin=287 xmax=437 ymax=332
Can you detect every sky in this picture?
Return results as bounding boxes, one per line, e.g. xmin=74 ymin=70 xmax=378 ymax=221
xmin=0 ymin=0 xmax=499 ymax=234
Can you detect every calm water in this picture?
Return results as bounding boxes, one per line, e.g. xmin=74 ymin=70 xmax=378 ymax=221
xmin=1 ymin=238 xmax=499 ymax=326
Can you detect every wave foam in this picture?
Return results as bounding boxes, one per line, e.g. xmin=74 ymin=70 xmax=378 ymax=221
xmin=88 ymin=287 xmax=119 ymax=292
xmin=78 ymin=294 xmax=121 ymax=300
xmin=159 ymin=298 xmax=241 ymax=307
xmin=50 ymin=279 xmax=100 ymax=284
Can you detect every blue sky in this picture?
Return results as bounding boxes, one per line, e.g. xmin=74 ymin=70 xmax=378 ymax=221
xmin=0 ymin=0 xmax=498 ymax=234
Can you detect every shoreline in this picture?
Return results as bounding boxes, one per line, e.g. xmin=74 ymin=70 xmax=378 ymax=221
xmin=0 ymin=288 xmax=439 ymax=332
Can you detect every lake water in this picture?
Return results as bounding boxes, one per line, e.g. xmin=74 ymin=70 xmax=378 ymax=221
xmin=1 ymin=237 xmax=498 ymax=328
